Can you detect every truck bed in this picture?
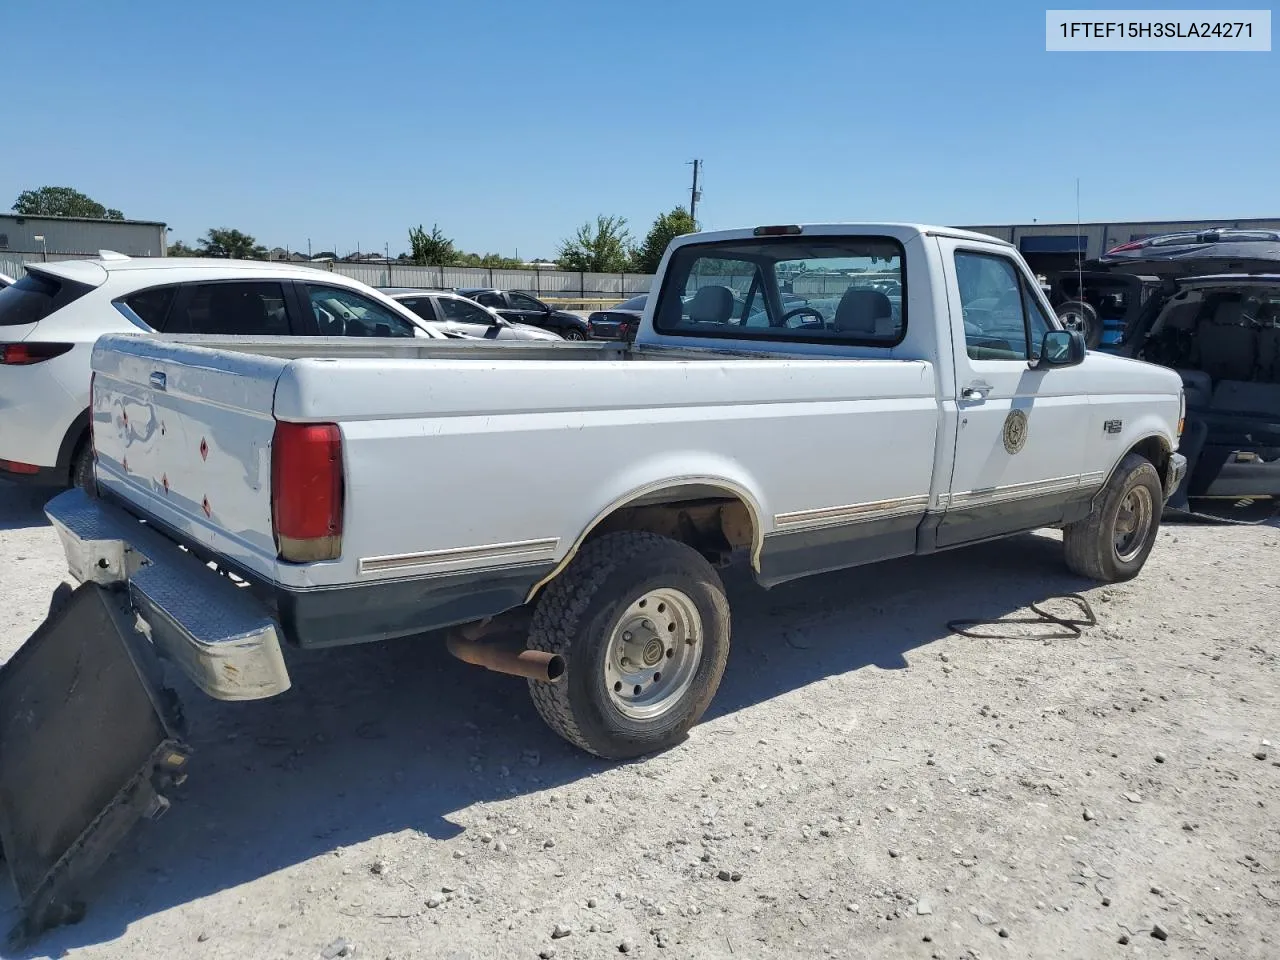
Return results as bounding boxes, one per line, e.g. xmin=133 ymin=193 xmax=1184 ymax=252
xmin=90 ymin=332 xmax=940 ymax=646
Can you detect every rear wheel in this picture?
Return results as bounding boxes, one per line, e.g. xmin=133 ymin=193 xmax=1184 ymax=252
xmin=70 ymin=440 xmax=93 ymax=492
xmin=1063 ymin=453 xmax=1163 ymax=581
xmin=562 ymin=328 xmax=586 ymax=341
xmin=526 ymin=532 xmax=730 ymax=758
xmin=1055 ymin=300 xmax=1101 ymax=349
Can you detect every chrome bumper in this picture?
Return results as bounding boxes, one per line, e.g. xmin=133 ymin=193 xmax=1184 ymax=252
xmin=1164 ymin=452 xmax=1189 ymax=502
xmin=44 ymin=489 xmax=291 ymax=701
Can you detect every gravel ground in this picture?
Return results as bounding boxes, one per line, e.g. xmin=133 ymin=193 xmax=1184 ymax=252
xmin=1 ymin=482 xmax=1278 ymax=960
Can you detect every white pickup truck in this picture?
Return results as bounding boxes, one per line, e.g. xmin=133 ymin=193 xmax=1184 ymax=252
xmin=1 ymin=223 xmax=1187 ymax=934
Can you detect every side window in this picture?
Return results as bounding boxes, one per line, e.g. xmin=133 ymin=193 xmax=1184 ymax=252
xmin=474 ymin=292 xmax=505 ymax=308
xmin=307 ymin=285 xmax=416 ymax=337
xmin=955 ymin=253 xmax=1030 ymax=360
xmin=120 ymin=286 xmax=177 ymax=330
xmin=508 ymin=292 xmax=545 ymax=311
xmin=397 ymin=297 xmax=437 ymax=322
xmin=166 ymin=282 xmax=290 ymax=335
xmin=438 ymin=297 xmax=497 ymax=325
xmin=1021 ymin=280 xmax=1053 ymax=359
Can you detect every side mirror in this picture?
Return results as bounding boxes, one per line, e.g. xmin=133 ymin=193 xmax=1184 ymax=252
xmin=1033 ymin=329 xmax=1086 ymax=370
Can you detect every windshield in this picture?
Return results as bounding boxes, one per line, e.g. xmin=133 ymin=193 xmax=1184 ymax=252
xmin=616 ymin=294 xmax=648 ymax=311
xmin=653 ymin=236 xmax=905 ymax=345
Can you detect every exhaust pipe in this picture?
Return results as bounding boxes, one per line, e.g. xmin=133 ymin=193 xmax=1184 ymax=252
xmin=447 ymin=633 xmax=565 ymax=683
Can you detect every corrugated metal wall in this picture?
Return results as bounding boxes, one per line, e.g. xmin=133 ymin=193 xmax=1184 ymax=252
xmin=0 ymin=216 xmax=166 ymax=257
xmin=0 ymin=253 xmax=654 ymax=300
xmin=961 ymin=217 xmax=1280 ymax=260
xmin=298 ymin=261 xmax=654 ymax=298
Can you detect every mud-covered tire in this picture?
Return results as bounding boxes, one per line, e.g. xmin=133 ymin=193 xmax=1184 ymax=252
xmin=1064 ymin=452 xmax=1163 ymax=582
xmin=527 ymin=531 xmax=730 ymax=759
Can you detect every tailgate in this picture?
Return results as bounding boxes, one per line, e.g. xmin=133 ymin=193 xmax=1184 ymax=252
xmin=90 ymin=334 xmax=289 ymax=580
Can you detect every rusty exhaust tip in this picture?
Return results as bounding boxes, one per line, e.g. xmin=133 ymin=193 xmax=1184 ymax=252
xmin=447 ymin=634 xmax=565 ymax=683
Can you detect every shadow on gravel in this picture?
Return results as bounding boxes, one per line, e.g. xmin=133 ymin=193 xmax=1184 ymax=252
xmin=1 ymin=530 xmax=1091 ymax=956
xmin=0 ymin=481 xmax=52 ymax=532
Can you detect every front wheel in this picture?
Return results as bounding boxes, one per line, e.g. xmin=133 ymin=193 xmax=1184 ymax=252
xmin=526 ymin=531 xmax=730 ymax=758
xmin=1063 ymin=452 xmax=1163 ymax=581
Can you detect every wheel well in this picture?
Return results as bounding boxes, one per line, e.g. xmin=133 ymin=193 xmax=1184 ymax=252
xmin=525 ymin=483 xmax=761 ymax=604
xmin=1128 ymin=435 xmax=1171 ymax=476
xmin=585 ymin=488 xmax=759 ymax=566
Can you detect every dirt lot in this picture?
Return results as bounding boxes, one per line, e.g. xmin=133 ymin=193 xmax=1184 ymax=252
xmin=1 ymin=482 xmax=1278 ymax=960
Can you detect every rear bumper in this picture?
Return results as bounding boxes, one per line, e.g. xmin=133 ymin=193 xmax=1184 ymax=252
xmin=44 ymin=489 xmax=291 ymax=701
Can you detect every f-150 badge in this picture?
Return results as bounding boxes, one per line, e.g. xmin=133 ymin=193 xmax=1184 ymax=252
xmin=1003 ymin=409 xmax=1028 ymax=454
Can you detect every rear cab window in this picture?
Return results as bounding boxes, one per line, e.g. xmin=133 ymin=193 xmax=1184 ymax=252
xmin=653 ymin=236 xmax=906 ymax=346
xmin=0 ymin=272 xmax=95 ymax=327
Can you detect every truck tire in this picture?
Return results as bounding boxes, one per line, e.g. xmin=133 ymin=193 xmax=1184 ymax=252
xmin=71 ymin=441 xmax=93 ymax=492
xmin=1055 ymin=300 xmax=1101 ymax=349
xmin=1063 ymin=453 xmax=1163 ymax=582
xmin=526 ymin=531 xmax=730 ymax=759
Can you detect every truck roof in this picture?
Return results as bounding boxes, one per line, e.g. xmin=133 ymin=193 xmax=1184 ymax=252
xmin=671 ymin=223 xmax=1014 ymax=249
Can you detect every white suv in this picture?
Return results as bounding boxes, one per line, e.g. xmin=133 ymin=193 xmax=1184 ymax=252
xmin=0 ymin=256 xmax=450 ymax=488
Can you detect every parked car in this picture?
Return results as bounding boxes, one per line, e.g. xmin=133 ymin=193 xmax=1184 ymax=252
xmin=458 ymin=287 xmax=591 ymax=339
xmin=1098 ymin=229 xmax=1280 ymax=271
xmin=390 ymin=289 xmax=563 ymax=341
xmin=587 ymin=294 xmax=647 ymax=341
xmin=5 ymin=224 xmax=1186 ymax=931
xmin=0 ymin=256 xmax=452 ymax=489
xmin=1117 ymin=272 xmax=1280 ymax=504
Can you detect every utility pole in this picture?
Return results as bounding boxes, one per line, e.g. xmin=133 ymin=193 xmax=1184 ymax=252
xmin=688 ymin=159 xmax=702 ymax=224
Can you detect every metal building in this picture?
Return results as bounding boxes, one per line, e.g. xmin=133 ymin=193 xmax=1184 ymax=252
xmin=0 ymin=214 xmax=167 ymax=259
xmin=959 ymin=216 xmax=1280 ymax=274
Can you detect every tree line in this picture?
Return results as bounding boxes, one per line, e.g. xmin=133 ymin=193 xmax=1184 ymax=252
xmin=11 ymin=185 xmax=699 ymax=275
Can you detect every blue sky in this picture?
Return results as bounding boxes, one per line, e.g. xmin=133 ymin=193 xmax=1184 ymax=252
xmin=2 ymin=0 xmax=1274 ymax=258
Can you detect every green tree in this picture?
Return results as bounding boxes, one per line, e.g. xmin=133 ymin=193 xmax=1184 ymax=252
xmin=634 ymin=205 xmax=697 ymax=274
xmin=168 ymin=239 xmax=200 ymax=257
xmin=408 ymin=223 xmax=457 ymax=265
xmin=13 ymin=185 xmax=125 ymax=219
xmin=196 ymin=228 xmax=268 ymax=259
xmin=557 ymin=215 xmax=635 ymax=273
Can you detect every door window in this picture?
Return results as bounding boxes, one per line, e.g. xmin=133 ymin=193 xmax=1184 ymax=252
xmin=166 ymin=282 xmax=291 ymax=335
xmin=474 ymin=291 xmax=505 ymax=308
xmin=955 ymin=252 xmax=1048 ymax=360
xmin=508 ymin=292 xmax=545 ymax=311
xmin=396 ymin=297 xmax=438 ymax=322
xmin=307 ymin=285 xmax=416 ymax=337
xmin=120 ymin=286 xmax=178 ymax=330
xmin=438 ymin=297 xmax=498 ymax=325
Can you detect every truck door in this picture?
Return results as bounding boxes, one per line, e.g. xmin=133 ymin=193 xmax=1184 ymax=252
xmin=934 ymin=238 xmax=1093 ymax=547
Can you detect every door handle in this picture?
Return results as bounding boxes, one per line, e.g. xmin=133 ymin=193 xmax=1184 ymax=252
xmin=961 ymin=381 xmax=991 ymax=400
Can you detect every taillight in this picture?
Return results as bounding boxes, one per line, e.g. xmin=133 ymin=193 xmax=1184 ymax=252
xmin=1104 ymin=241 xmax=1144 ymax=254
xmin=271 ymin=421 xmax=344 ymax=563
xmin=1 ymin=343 xmax=74 ymax=364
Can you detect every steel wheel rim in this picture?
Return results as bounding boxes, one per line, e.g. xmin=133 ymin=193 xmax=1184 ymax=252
xmin=1059 ymin=309 xmax=1086 ymax=333
xmin=1113 ymin=483 xmax=1154 ymax=562
xmin=604 ymin=588 xmax=702 ymax=720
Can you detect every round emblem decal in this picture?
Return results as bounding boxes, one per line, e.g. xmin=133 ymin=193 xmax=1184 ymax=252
xmin=1003 ymin=409 xmax=1028 ymax=454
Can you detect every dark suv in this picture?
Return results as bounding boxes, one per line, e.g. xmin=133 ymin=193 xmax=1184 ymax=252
xmin=457 ymin=288 xmax=590 ymax=340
